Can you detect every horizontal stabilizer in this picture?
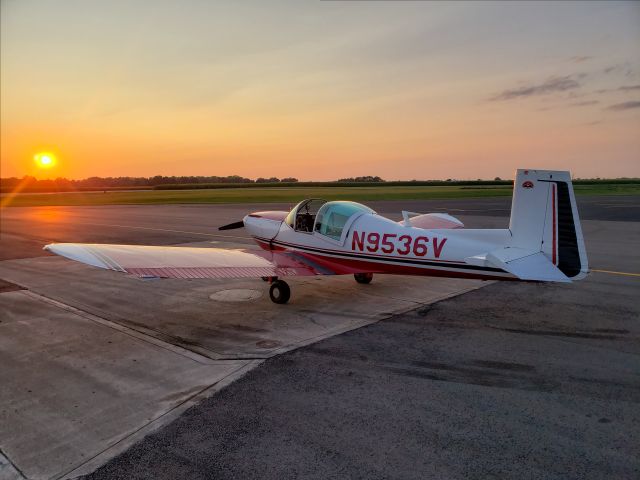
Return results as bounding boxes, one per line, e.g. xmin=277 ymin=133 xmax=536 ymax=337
xmin=466 ymin=247 xmax=571 ymax=283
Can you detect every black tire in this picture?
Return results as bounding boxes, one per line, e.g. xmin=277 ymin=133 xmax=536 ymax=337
xmin=269 ymin=280 xmax=291 ymax=304
xmin=354 ymin=273 xmax=373 ymax=284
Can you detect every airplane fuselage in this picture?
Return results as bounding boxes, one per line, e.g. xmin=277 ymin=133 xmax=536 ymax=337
xmin=244 ymin=211 xmax=515 ymax=281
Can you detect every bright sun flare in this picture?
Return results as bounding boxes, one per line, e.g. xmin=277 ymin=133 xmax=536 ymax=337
xmin=34 ymin=152 xmax=57 ymax=169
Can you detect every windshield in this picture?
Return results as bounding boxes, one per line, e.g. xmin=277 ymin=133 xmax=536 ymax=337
xmin=284 ymin=199 xmax=327 ymax=232
xmin=314 ymin=201 xmax=374 ymax=240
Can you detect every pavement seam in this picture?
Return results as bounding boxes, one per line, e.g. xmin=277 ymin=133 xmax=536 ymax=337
xmin=212 ymin=281 xmax=494 ymax=360
xmin=20 ymin=290 xmax=230 ymax=365
xmin=55 ymin=359 xmax=263 ymax=480
xmin=0 ymin=448 xmax=27 ymax=480
xmin=354 ymin=282 xmax=493 ymax=309
xmin=16 ymin=275 xmax=490 ymax=364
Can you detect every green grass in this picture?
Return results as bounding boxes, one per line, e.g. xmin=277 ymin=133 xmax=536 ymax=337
xmin=3 ymin=183 xmax=638 ymax=207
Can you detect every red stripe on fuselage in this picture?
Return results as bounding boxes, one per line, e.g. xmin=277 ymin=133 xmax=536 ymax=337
xmin=298 ymin=251 xmax=513 ymax=281
xmin=253 ymin=237 xmax=512 ymax=280
xmin=257 ymin=236 xmax=470 ymax=265
xmin=255 ymin=238 xmax=287 ymax=251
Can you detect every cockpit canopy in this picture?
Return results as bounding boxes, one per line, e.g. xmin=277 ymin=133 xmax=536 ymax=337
xmin=315 ymin=201 xmax=375 ymax=240
xmin=285 ymin=199 xmax=326 ymax=232
xmin=285 ymin=199 xmax=374 ymax=241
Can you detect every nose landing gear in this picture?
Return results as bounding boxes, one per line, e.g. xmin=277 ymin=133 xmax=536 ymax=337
xmin=262 ymin=277 xmax=291 ymax=304
xmin=354 ymin=272 xmax=373 ymax=284
xmin=268 ymin=278 xmax=291 ymax=304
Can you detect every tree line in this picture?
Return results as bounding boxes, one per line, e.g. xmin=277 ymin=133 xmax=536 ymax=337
xmin=1 ymin=175 xmax=302 ymax=189
xmin=1 ymin=174 xmax=636 ymax=193
xmin=1 ymin=175 xmax=397 ymax=190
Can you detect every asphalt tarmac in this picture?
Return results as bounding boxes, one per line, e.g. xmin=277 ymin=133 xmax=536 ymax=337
xmin=1 ymin=195 xmax=638 ymax=479
xmin=86 ymin=275 xmax=640 ymax=480
xmin=1 ymin=195 xmax=638 ymax=261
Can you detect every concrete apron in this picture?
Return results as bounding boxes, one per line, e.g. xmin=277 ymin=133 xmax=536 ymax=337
xmin=0 ymin=240 xmax=488 ymax=480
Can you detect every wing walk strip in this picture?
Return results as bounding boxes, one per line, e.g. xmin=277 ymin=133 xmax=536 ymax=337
xmin=126 ymin=266 xmax=297 ymax=279
xmin=256 ymin=236 xmax=509 ymax=276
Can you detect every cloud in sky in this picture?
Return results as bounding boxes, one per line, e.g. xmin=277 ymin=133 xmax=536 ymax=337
xmin=595 ymin=84 xmax=640 ymax=94
xmin=569 ymin=56 xmax=594 ymax=63
xmin=617 ymin=85 xmax=640 ymax=91
xmin=569 ymin=100 xmax=599 ymax=107
xmin=603 ymin=63 xmax=636 ymax=78
xmin=605 ymin=101 xmax=640 ymax=111
xmin=490 ymin=76 xmax=582 ymax=101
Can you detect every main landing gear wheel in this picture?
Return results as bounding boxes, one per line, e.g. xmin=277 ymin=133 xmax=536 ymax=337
xmin=354 ymin=273 xmax=373 ymax=284
xmin=269 ymin=280 xmax=291 ymax=304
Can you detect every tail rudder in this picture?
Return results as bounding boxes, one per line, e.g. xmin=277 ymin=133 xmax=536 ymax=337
xmin=509 ymin=169 xmax=588 ymax=280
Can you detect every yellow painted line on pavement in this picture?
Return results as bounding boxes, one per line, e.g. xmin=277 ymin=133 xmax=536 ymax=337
xmin=591 ymin=269 xmax=640 ymax=277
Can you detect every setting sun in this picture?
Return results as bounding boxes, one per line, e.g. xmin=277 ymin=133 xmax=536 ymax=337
xmin=34 ymin=152 xmax=57 ymax=169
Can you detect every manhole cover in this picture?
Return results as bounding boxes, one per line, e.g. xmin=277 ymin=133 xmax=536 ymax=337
xmin=209 ymin=289 xmax=262 ymax=302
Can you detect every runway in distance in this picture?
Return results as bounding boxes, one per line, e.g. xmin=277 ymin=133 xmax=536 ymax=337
xmin=45 ymin=169 xmax=589 ymax=304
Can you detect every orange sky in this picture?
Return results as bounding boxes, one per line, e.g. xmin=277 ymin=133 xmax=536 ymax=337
xmin=1 ymin=1 xmax=639 ymax=181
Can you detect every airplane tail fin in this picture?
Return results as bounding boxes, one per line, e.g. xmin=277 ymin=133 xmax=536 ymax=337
xmin=508 ymin=169 xmax=588 ymax=280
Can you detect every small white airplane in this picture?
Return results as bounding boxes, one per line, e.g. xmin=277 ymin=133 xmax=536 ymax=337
xmin=45 ymin=169 xmax=588 ymax=304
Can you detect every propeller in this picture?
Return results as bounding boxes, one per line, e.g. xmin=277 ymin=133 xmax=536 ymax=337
xmin=218 ymin=221 xmax=245 ymax=231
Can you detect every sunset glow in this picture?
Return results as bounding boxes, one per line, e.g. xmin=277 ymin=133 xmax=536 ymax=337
xmin=1 ymin=1 xmax=639 ymax=180
xmin=34 ymin=152 xmax=57 ymax=169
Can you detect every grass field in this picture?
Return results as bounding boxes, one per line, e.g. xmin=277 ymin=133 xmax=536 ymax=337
xmin=2 ymin=183 xmax=638 ymax=207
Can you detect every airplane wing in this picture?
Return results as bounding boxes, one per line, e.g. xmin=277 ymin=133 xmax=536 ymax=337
xmin=43 ymin=243 xmax=347 ymax=279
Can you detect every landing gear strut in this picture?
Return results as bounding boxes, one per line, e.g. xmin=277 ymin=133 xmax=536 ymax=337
xmin=354 ymin=272 xmax=373 ymax=284
xmin=269 ymin=279 xmax=291 ymax=304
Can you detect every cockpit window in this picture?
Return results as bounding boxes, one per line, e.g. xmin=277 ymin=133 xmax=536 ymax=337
xmin=314 ymin=201 xmax=374 ymax=240
xmin=285 ymin=199 xmax=327 ymax=233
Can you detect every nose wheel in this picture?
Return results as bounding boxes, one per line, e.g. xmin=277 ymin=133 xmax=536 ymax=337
xmin=354 ymin=272 xmax=373 ymax=284
xmin=269 ymin=279 xmax=291 ymax=304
